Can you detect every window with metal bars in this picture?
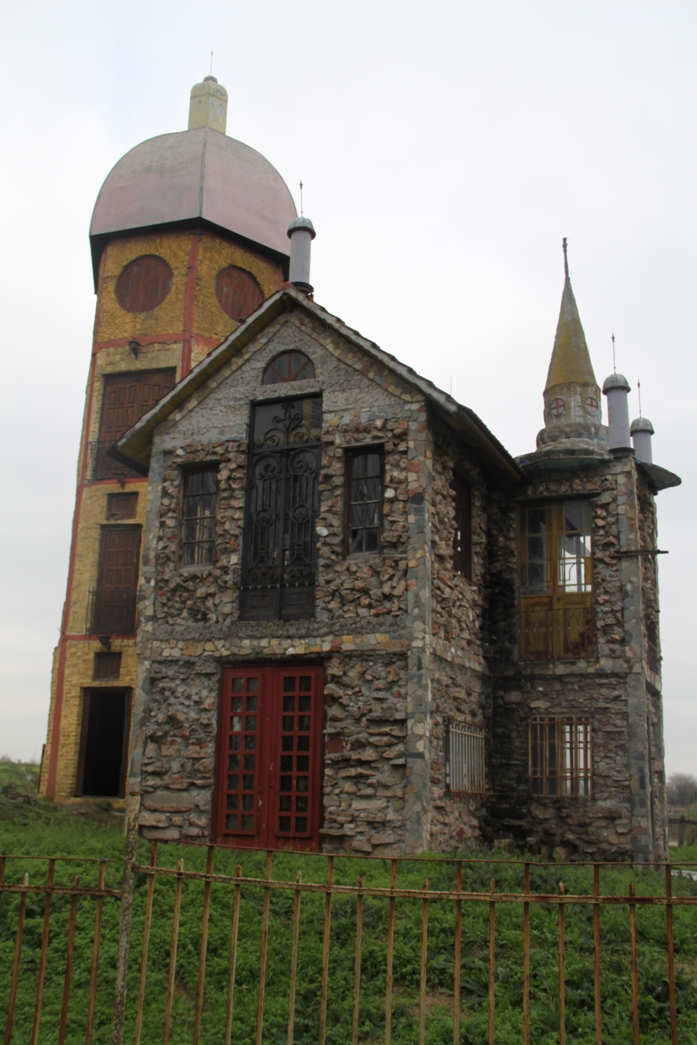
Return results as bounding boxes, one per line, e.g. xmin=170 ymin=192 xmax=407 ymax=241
xmin=181 ymin=467 xmax=218 ymax=566
xmin=446 ymin=723 xmax=486 ymax=794
xmin=529 ymin=716 xmax=592 ymax=797
xmin=346 ymin=448 xmax=383 ymax=555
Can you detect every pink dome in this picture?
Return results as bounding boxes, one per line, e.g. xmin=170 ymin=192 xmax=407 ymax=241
xmin=90 ymin=126 xmax=297 ymax=279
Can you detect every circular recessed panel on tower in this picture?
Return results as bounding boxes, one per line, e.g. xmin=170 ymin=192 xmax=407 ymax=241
xmin=585 ymin=396 xmax=598 ymax=414
xmin=550 ymin=398 xmax=566 ymax=417
xmin=116 ymin=256 xmax=173 ymax=313
xmin=215 ymin=267 xmax=264 ymax=321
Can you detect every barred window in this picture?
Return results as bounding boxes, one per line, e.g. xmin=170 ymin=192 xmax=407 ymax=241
xmin=529 ymin=716 xmax=592 ymax=797
xmin=181 ymin=468 xmax=218 ymax=566
xmin=346 ymin=448 xmax=383 ymax=555
xmin=446 ymin=723 xmax=486 ymax=794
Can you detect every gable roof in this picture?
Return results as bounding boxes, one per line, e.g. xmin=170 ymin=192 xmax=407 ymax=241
xmin=113 ymin=287 xmax=525 ymax=483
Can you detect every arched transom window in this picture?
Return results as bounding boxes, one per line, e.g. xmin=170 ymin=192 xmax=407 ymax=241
xmin=262 ymin=351 xmax=315 ymax=385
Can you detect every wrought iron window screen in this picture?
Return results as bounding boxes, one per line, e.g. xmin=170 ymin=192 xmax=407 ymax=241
xmin=530 ymin=715 xmax=592 ymax=797
xmin=446 ymin=723 xmax=486 ymax=793
xmin=240 ymin=397 xmax=322 ymax=620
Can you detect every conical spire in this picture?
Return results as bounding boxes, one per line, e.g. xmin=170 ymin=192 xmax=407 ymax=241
xmin=545 ymin=253 xmax=598 ymax=390
xmin=533 ymin=240 xmax=609 ymax=460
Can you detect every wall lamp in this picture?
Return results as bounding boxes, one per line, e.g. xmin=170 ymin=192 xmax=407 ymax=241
xmin=128 ymin=339 xmax=139 ymax=358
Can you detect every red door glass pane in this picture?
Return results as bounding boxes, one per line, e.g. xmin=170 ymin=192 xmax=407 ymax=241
xmin=218 ymin=666 xmax=322 ymax=849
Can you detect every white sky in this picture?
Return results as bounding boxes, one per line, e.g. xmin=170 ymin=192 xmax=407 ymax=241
xmin=0 ymin=1 xmax=694 ymax=775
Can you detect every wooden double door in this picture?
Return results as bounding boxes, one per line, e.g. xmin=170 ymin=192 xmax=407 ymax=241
xmin=217 ymin=666 xmax=323 ymax=850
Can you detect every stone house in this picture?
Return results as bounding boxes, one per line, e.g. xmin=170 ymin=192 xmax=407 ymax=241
xmin=41 ymin=77 xmax=680 ymax=861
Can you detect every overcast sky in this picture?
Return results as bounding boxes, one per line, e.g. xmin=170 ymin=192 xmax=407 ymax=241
xmin=0 ymin=1 xmax=694 ymax=775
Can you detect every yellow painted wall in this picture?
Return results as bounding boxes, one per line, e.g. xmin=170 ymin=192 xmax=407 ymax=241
xmin=44 ymin=224 xmax=284 ymax=802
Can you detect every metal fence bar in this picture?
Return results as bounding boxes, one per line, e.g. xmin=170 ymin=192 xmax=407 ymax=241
xmin=558 ymin=881 xmax=566 ymax=1045
xmin=488 ymin=879 xmax=495 ymax=1045
xmin=593 ymin=864 xmax=602 ymax=1045
xmin=287 ymin=871 xmax=302 ymax=1045
xmin=255 ymin=851 xmax=273 ymax=1045
xmin=85 ymin=860 xmax=107 ymax=1045
xmin=384 ymin=859 xmax=397 ymax=1045
xmin=629 ymin=882 xmax=639 ymax=1045
xmin=57 ymin=876 xmax=80 ymax=1045
xmin=453 ymin=861 xmax=462 ymax=1045
xmin=29 ymin=858 xmax=55 ymax=1045
xmin=665 ymin=864 xmax=678 ymax=1045
xmin=3 ymin=872 xmax=28 ymax=1045
xmin=351 ymin=874 xmax=364 ymax=1045
xmin=318 ymin=855 xmax=334 ymax=1045
xmin=193 ymin=845 xmax=215 ymax=1045
xmin=523 ymin=863 xmax=530 ymax=1045
xmin=223 ymin=866 xmax=242 ymax=1045
xmin=162 ymin=858 xmax=184 ymax=1045
xmin=133 ymin=842 xmax=157 ymax=1045
xmin=419 ymin=878 xmax=429 ymax=1045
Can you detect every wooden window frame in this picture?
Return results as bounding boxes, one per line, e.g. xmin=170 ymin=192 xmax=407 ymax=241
xmin=93 ymin=651 xmax=122 ymax=680
xmin=344 ymin=446 xmax=384 ymax=557
xmin=452 ymin=471 xmax=473 ymax=580
xmin=180 ymin=466 xmax=219 ymax=567
xmin=519 ymin=500 xmax=594 ymax=662
xmin=529 ymin=715 xmax=593 ymax=798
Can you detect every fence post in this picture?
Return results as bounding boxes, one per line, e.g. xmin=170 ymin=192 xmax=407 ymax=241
xmin=111 ymin=792 xmax=141 ymax=1045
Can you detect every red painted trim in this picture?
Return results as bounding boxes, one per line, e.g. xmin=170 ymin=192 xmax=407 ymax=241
xmin=181 ymin=234 xmax=201 ymax=377
xmin=46 ymin=355 xmax=100 ymax=797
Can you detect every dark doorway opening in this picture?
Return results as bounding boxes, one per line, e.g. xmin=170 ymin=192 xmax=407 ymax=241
xmin=77 ymin=689 xmax=131 ymax=797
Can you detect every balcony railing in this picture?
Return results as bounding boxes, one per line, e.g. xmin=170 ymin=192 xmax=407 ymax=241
xmin=86 ymin=588 xmax=139 ymax=636
xmin=89 ymin=441 xmax=141 ymax=482
xmin=520 ymin=602 xmax=594 ymax=662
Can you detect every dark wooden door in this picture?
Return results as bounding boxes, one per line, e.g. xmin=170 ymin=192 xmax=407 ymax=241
xmin=95 ymin=368 xmax=176 ymax=479
xmin=76 ymin=688 xmax=131 ymax=797
xmin=217 ymin=666 xmax=324 ymax=850
xmin=93 ymin=526 xmax=141 ymax=634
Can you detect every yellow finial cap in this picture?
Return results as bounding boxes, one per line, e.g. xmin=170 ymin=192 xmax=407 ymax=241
xmin=188 ymin=76 xmax=228 ymax=134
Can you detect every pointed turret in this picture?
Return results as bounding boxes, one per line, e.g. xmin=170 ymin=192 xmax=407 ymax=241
xmin=534 ymin=240 xmax=609 ymax=461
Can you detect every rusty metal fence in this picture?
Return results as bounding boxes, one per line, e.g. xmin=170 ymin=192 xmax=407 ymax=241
xmin=2 ymin=844 xmax=697 ymax=1045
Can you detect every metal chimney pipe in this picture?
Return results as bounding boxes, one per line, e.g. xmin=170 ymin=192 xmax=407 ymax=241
xmin=602 ymin=372 xmax=632 ymax=454
xmin=630 ymin=416 xmax=654 ymax=463
xmin=287 ymin=216 xmax=316 ymax=293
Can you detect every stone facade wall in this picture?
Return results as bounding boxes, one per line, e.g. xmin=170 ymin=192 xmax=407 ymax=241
xmin=487 ymin=459 xmax=657 ymax=859
xmin=131 ymin=312 xmax=436 ymax=853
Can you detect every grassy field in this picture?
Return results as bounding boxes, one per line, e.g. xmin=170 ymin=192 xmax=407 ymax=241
xmin=2 ymin=764 xmax=697 ymax=1044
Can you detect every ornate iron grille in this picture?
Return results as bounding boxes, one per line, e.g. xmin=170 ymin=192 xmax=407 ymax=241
xmin=240 ymin=397 xmax=322 ymax=620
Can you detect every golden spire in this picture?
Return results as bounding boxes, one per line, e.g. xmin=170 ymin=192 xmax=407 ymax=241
xmin=545 ymin=238 xmax=597 ymax=390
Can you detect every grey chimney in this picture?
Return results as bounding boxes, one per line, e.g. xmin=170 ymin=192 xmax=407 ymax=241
xmin=602 ymin=372 xmax=632 ymax=454
xmin=630 ymin=416 xmax=654 ymax=464
xmin=287 ymin=216 xmax=316 ymax=293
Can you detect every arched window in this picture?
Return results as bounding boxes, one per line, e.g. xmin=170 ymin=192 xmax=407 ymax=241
xmin=262 ymin=351 xmax=315 ymax=385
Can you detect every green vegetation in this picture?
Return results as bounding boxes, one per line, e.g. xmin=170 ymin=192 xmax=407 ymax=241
xmin=1 ymin=785 xmax=697 ymax=1044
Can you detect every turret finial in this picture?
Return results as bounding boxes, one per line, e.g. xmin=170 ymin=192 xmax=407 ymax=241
xmin=562 ymin=237 xmax=569 ymax=279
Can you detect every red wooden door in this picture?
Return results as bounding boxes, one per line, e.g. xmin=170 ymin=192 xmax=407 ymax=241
xmin=217 ymin=666 xmax=323 ymax=850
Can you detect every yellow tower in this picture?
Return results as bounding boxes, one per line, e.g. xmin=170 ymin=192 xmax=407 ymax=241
xmin=40 ymin=78 xmax=296 ymax=801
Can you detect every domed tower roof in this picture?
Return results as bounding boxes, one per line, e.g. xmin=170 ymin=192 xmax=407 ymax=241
xmin=89 ymin=77 xmax=297 ymax=283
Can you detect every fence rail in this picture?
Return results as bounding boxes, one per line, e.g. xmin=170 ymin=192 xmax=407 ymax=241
xmin=2 ymin=845 xmax=697 ymax=1045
